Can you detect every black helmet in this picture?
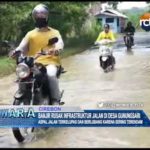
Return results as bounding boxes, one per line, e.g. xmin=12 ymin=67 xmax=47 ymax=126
xmin=127 ymin=21 xmax=132 ymax=27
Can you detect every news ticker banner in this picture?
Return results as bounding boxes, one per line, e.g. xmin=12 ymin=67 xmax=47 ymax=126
xmin=0 ymin=105 xmax=150 ymax=128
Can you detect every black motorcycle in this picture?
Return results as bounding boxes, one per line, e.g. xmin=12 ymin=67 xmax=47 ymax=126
xmin=7 ymin=37 xmax=65 ymax=143
xmin=99 ymin=45 xmax=115 ymax=73
xmin=124 ymin=32 xmax=133 ymax=50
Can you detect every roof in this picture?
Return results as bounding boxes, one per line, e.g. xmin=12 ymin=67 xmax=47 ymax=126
xmin=95 ymin=9 xmax=128 ymax=19
xmin=95 ymin=12 xmax=118 ymax=17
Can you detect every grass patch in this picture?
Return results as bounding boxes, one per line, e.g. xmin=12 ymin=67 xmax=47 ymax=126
xmin=0 ymin=56 xmax=16 ymax=77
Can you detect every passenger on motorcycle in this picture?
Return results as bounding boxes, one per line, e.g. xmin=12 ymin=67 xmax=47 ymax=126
xmin=124 ymin=21 xmax=135 ymax=45
xmin=10 ymin=4 xmax=64 ymax=105
xmin=95 ymin=24 xmax=116 ymax=67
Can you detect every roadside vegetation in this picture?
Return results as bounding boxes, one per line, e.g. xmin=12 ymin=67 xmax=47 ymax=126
xmin=0 ymin=2 xmax=102 ymax=77
xmin=121 ymin=7 xmax=149 ymax=31
xmin=0 ymin=57 xmax=16 ymax=77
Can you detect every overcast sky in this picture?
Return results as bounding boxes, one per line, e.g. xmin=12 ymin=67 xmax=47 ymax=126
xmin=102 ymin=2 xmax=148 ymax=10
xmin=117 ymin=2 xmax=147 ymax=10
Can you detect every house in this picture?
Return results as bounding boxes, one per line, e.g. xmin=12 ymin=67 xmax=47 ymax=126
xmin=95 ymin=9 xmax=128 ymax=33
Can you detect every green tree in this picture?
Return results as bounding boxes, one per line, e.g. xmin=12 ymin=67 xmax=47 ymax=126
xmin=0 ymin=2 xmax=101 ymax=50
xmin=0 ymin=2 xmax=90 ymax=41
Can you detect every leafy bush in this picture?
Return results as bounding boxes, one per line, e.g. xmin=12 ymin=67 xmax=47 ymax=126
xmin=65 ymin=16 xmax=102 ymax=48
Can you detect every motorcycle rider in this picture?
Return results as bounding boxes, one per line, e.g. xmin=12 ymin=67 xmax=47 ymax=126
xmin=95 ymin=24 xmax=116 ymax=44
xmin=10 ymin=4 xmax=64 ymax=105
xmin=95 ymin=24 xmax=116 ymax=67
xmin=124 ymin=21 xmax=135 ymax=46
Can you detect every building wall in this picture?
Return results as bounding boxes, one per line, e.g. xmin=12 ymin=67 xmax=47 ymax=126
xmin=97 ymin=15 xmax=126 ymax=33
xmin=100 ymin=16 xmax=117 ymax=33
xmin=120 ymin=17 xmax=127 ymax=33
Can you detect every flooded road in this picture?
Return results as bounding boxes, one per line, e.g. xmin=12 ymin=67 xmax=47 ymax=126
xmin=0 ymin=32 xmax=150 ymax=148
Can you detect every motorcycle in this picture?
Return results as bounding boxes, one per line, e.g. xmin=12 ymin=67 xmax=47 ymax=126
xmin=95 ymin=41 xmax=115 ymax=73
xmin=124 ymin=32 xmax=133 ymax=50
xmin=7 ymin=37 xmax=66 ymax=143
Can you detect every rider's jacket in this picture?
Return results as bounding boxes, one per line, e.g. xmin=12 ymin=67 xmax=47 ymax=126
xmin=16 ymin=27 xmax=63 ymax=66
xmin=96 ymin=30 xmax=116 ymax=42
xmin=124 ymin=26 xmax=135 ymax=35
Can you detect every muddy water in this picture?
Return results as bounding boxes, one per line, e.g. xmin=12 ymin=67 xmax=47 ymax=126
xmin=0 ymin=32 xmax=150 ymax=148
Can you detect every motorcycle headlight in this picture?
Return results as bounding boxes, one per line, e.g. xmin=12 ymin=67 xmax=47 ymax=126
xmin=16 ymin=63 xmax=30 ymax=79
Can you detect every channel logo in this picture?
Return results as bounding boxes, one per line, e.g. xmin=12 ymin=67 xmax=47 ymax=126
xmin=140 ymin=13 xmax=150 ymax=31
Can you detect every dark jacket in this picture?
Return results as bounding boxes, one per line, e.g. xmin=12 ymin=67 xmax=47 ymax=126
xmin=124 ymin=26 xmax=135 ymax=34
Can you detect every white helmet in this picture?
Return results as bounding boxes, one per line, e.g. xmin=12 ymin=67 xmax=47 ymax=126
xmin=32 ymin=4 xmax=49 ymax=22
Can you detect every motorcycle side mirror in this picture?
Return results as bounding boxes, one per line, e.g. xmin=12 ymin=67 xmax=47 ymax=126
xmin=48 ymin=37 xmax=58 ymax=46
